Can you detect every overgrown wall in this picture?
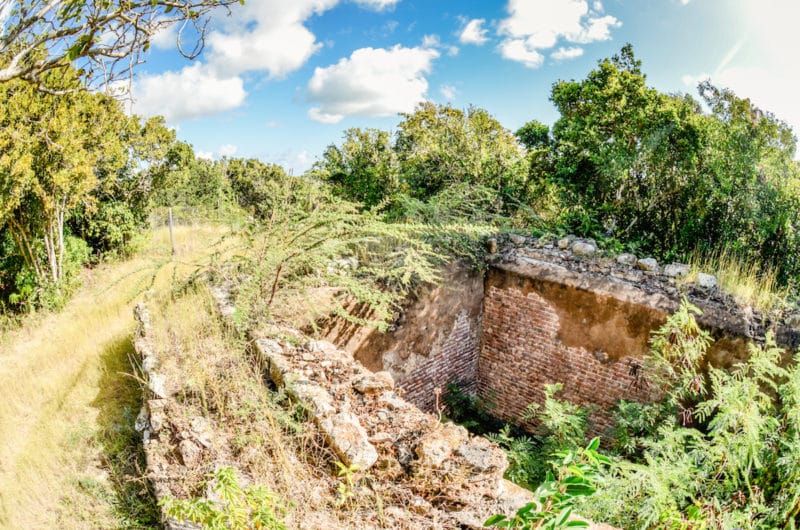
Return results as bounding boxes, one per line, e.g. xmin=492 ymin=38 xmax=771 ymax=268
xmin=323 ymin=261 xmax=484 ymax=411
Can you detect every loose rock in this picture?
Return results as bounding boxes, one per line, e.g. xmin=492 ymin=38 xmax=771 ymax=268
xmin=415 ymin=423 xmax=468 ymax=468
xmin=664 ymin=263 xmax=690 ymax=278
xmin=557 ymin=237 xmax=572 ymax=250
xmin=508 ymin=233 xmax=527 ymax=246
xmin=571 ymin=241 xmax=597 ymax=257
xmin=616 ymin=253 xmax=637 ymax=266
xmin=697 ymin=273 xmax=718 ymax=290
xmin=352 ymin=371 xmax=394 ymax=394
xmin=636 ymin=257 xmax=658 ymax=272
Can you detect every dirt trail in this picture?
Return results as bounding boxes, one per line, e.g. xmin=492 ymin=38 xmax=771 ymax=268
xmin=0 ymin=225 xmax=233 ymax=529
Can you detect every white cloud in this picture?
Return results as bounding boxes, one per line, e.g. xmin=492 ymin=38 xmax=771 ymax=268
xmin=568 ymin=15 xmax=621 ymax=44
xmin=498 ymin=39 xmax=544 ymax=69
xmin=134 ymin=0 xmax=351 ymax=121
xmin=149 ymin=20 xmax=178 ymax=50
xmin=218 ymin=144 xmax=238 ymax=157
xmin=132 ymin=63 xmax=246 ymax=121
xmin=207 ymin=0 xmax=338 ymax=79
xmin=307 ymin=45 xmax=440 ymax=123
xmin=440 ymin=84 xmax=457 ymax=100
xmin=196 ymin=151 xmax=214 ymax=160
xmin=551 ymin=46 xmax=584 ymax=60
xmin=352 ymin=0 xmax=400 ymax=10
xmin=422 ymin=34 xmax=459 ymax=56
xmin=458 ymin=18 xmax=489 ymax=46
xmin=497 ymin=0 xmax=621 ymax=67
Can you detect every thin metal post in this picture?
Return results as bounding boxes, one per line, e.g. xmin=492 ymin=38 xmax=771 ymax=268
xmin=169 ymin=207 xmax=175 ymax=255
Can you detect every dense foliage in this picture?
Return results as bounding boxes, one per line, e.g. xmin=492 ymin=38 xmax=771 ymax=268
xmin=315 ymin=45 xmax=800 ymax=288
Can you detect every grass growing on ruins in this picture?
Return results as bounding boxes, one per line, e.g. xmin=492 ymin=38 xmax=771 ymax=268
xmin=0 ymin=224 xmax=235 ymax=528
xmin=684 ymin=249 xmax=789 ymax=315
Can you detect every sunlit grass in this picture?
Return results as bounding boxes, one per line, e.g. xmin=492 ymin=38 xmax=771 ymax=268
xmin=684 ymin=249 xmax=789 ymax=315
xmin=0 ymin=223 xmax=237 ymax=529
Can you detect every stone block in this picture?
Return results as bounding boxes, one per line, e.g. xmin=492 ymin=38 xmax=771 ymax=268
xmin=616 ymin=253 xmax=637 ymax=266
xmin=664 ymin=263 xmax=690 ymax=278
xmin=319 ymin=412 xmax=378 ymax=469
xmin=636 ymin=257 xmax=658 ymax=271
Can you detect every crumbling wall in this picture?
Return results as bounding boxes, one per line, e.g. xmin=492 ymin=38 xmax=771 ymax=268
xmin=476 ymin=237 xmax=800 ymax=435
xmin=323 ymin=261 xmax=484 ymax=411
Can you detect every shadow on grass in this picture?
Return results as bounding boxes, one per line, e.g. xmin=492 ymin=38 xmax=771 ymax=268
xmin=92 ymin=333 xmax=161 ymax=528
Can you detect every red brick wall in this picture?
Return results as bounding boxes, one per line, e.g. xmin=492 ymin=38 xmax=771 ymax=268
xmin=477 ymin=274 xmax=659 ymax=436
xmin=397 ymin=311 xmax=481 ymax=412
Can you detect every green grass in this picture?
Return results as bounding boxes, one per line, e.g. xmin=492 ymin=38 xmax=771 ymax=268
xmin=0 ymin=224 xmax=235 ymax=529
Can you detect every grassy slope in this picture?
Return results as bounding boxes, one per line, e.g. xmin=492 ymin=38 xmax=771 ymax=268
xmin=0 ymin=224 xmax=234 ymax=529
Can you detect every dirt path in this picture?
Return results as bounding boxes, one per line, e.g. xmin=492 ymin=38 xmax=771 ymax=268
xmin=0 ymin=225 xmax=234 ymax=529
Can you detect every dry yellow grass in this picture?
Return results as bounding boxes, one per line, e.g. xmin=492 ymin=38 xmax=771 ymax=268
xmin=685 ymin=249 xmax=789 ymax=315
xmin=0 ymin=224 xmax=236 ymax=529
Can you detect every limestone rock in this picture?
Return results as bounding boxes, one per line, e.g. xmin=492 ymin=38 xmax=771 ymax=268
xmin=557 ymin=237 xmax=572 ymax=250
xmin=179 ymin=439 xmax=201 ymax=467
xmin=571 ymin=241 xmax=597 ymax=257
xmin=290 ymin=380 xmax=336 ymax=417
xmin=508 ymin=233 xmax=526 ymax=246
xmin=455 ymin=438 xmax=506 ymax=473
xmin=415 ymin=423 xmax=468 ymax=468
xmin=636 ymin=257 xmax=658 ymax=272
xmin=697 ymin=273 xmax=718 ymax=290
xmin=664 ymin=263 xmax=690 ymax=278
xmin=306 ymin=340 xmax=338 ymax=355
xmin=148 ymin=373 xmax=167 ymax=399
xmin=319 ymin=412 xmax=378 ymax=469
xmin=353 ymin=371 xmax=394 ymax=394
xmin=616 ymin=253 xmax=637 ymax=266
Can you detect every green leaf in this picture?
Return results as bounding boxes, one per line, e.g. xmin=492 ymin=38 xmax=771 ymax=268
xmin=484 ymin=514 xmax=508 ymax=527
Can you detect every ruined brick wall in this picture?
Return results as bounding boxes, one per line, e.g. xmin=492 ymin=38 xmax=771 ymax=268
xmin=396 ymin=310 xmax=480 ymax=411
xmin=477 ymin=268 xmax=662 ymax=435
xmin=324 ymin=261 xmax=484 ymax=413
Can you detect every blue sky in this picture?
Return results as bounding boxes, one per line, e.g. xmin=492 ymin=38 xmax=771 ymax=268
xmin=131 ymin=0 xmax=800 ymax=172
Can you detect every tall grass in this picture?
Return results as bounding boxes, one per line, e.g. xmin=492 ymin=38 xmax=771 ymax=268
xmin=0 ymin=224 xmax=235 ymax=529
xmin=685 ymin=249 xmax=789 ymax=315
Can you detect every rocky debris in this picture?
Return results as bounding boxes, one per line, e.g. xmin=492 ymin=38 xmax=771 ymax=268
xmin=456 ymin=436 xmax=506 ymax=472
xmin=249 ymin=325 xmax=537 ymax=527
xmin=616 ymin=253 xmax=637 ymax=267
xmin=319 ymin=412 xmax=379 ymax=469
xmin=415 ymin=423 xmax=469 ymax=468
xmin=508 ymin=233 xmax=527 ymax=246
xmin=178 ymin=439 xmax=202 ymax=467
xmin=352 ymin=371 xmax=394 ymax=394
xmin=697 ymin=272 xmax=718 ymax=290
xmin=636 ymin=257 xmax=659 ymax=272
xmin=571 ymin=240 xmax=597 ymax=257
xmin=664 ymin=263 xmax=690 ymax=278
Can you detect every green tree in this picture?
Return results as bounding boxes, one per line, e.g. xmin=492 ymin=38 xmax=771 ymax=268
xmin=395 ymin=102 xmax=527 ymax=203
xmin=315 ymin=128 xmax=400 ymax=209
xmin=0 ymin=74 xmax=129 ymax=285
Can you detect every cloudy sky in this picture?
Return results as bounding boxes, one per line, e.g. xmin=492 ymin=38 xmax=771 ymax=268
xmin=133 ymin=0 xmax=800 ymax=171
